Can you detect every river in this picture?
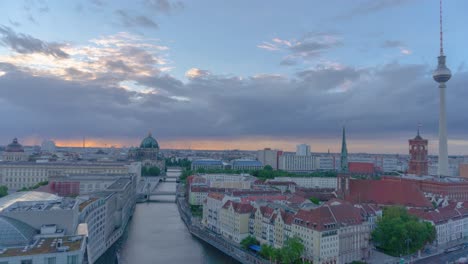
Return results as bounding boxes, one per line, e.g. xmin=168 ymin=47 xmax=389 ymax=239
xmin=117 ymin=180 xmax=239 ymax=264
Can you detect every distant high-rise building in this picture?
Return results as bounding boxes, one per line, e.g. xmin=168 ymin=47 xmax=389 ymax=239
xmin=257 ymin=148 xmax=282 ymax=170
xmin=340 ymin=127 xmax=348 ymax=173
xmin=433 ymin=0 xmax=451 ymax=176
xmin=408 ymin=128 xmax=428 ymax=176
xmin=296 ymin=144 xmax=311 ymax=156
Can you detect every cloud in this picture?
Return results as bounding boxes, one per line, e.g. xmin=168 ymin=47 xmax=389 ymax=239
xmin=0 ymin=25 xmax=69 ymax=58
xmin=8 ymin=19 xmax=21 ymax=27
xmin=89 ymin=0 xmax=105 ymax=6
xmin=0 ymin=31 xmax=170 ymax=91
xmin=1 ymin=60 xmax=468 ymax=153
xmin=381 ymin=40 xmax=412 ymax=55
xmin=144 ymin=0 xmax=184 ymax=14
xmin=115 ymin=10 xmax=159 ymax=29
xmin=337 ymin=0 xmax=416 ymax=19
xmin=185 ymin=68 xmax=211 ymax=79
xmin=259 ymin=33 xmax=342 ymax=66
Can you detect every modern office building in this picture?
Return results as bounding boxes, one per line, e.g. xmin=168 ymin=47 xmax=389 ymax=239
xmin=191 ymin=159 xmax=224 ymax=171
xmin=296 ymin=144 xmax=311 ymax=156
xmin=257 ymin=148 xmax=282 ymax=170
xmin=278 ymin=154 xmax=316 ymax=172
xmin=231 ymin=159 xmax=263 ymax=171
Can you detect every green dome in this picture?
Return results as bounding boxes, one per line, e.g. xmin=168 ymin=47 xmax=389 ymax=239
xmin=140 ymin=132 xmax=159 ymax=149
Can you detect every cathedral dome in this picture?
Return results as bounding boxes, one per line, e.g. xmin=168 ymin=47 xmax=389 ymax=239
xmin=140 ymin=132 xmax=159 ymax=149
xmin=5 ymin=138 xmax=24 ymax=152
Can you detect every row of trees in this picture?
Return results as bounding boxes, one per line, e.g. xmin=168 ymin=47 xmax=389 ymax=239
xmin=165 ymin=157 xmax=191 ymax=171
xmin=372 ymin=207 xmax=436 ymax=256
xmin=180 ymin=165 xmax=336 ymax=181
xmin=240 ymin=236 xmax=306 ymax=263
xmin=0 ymin=185 xmax=8 ymax=198
xmin=18 ymin=181 xmax=48 ymax=192
xmin=141 ymin=166 xmax=161 ymax=176
xmin=259 ymin=237 xmax=305 ymax=264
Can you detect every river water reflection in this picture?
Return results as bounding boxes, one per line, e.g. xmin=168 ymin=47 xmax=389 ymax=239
xmin=118 ymin=182 xmax=239 ymax=264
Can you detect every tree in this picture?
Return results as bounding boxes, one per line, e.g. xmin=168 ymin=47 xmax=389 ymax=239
xmin=372 ymin=206 xmax=436 ymax=256
xmin=240 ymin=235 xmax=259 ymax=249
xmin=0 ymin=185 xmax=8 ymax=198
xmin=309 ymin=196 xmax=320 ymax=205
xmin=141 ymin=166 xmax=161 ymax=176
xmin=281 ymin=237 xmax=304 ymax=263
xmin=260 ymin=244 xmax=276 ymax=261
xmin=264 ymin=165 xmax=273 ymax=171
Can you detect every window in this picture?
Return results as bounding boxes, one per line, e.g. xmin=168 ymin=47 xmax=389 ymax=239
xmin=45 ymin=257 xmax=57 ymax=264
xmin=67 ymin=255 xmax=79 ymax=264
xmin=21 ymin=260 xmax=32 ymax=264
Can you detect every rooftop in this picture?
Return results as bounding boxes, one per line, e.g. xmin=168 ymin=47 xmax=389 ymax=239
xmin=192 ymin=159 xmax=223 ymax=166
xmin=3 ymin=198 xmax=76 ymax=213
xmin=107 ymin=178 xmax=131 ymax=190
xmin=346 ymin=178 xmax=432 ymax=208
xmin=78 ymin=198 xmax=99 ymax=212
xmin=0 ymin=236 xmax=84 ymax=258
xmin=0 ymin=192 xmax=60 ymax=213
xmin=0 ymin=216 xmax=37 ymax=247
xmin=231 ymin=159 xmax=263 ymax=166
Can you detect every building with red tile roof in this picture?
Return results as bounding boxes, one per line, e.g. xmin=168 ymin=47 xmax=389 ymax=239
xmin=219 ymin=201 xmax=254 ymax=243
xmin=348 ymin=162 xmax=375 ymax=174
xmin=408 ymin=201 xmax=468 ymax=246
xmin=340 ymin=177 xmax=432 ymax=208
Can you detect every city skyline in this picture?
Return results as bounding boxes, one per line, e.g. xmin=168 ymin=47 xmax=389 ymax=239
xmin=1 ymin=0 xmax=468 ymax=154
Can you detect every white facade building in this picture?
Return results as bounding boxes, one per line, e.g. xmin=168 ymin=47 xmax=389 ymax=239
xmin=315 ymin=156 xmax=335 ymax=171
xmin=296 ymin=144 xmax=311 ymax=156
xmin=278 ymin=155 xmax=316 ymax=172
xmin=257 ymin=149 xmax=281 ymax=170
xmin=0 ymin=161 xmax=141 ymax=191
xmin=272 ymin=176 xmax=337 ymax=189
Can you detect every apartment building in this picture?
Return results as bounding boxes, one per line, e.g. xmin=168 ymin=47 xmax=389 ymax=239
xmin=219 ymin=201 xmax=253 ymax=243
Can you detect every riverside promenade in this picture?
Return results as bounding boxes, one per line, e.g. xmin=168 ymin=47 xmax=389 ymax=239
xmin=176 ymin=188 xmax=269 ymax=264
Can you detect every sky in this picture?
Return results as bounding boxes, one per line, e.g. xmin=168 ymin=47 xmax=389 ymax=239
xmin=1 ymin=0 xmax=468 ymax=154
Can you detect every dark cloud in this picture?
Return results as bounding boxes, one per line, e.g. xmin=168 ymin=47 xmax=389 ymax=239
xmin=0 ymin=25 xmax=69 ymax=58
xmin=144 ymin=0 xmax=184 ymax=14
xmin=1 ymin=60 xmax=467 ymax=147
xmin=105 ymin=60 xmax=133 ymax=73
xmin=115 ymin=10 xmax=159 ymax=29
xmin=296 ymin=67 xmax=361 ymax=91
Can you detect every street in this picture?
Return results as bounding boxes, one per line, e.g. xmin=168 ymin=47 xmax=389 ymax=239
xmin=414 ymin=247 xmax=468 ymax=264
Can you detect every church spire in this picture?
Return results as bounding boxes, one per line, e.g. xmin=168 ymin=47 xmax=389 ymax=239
xmin=340 ymin=127 xmax=348 ymax=173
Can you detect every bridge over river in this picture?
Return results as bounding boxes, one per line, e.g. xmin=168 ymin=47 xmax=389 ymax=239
xmin=137 ymin=167 xmax=182 ymax=202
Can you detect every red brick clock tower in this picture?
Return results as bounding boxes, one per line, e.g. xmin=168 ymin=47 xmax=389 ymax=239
xmin=408 ymin=128 xmax=428 ymax=176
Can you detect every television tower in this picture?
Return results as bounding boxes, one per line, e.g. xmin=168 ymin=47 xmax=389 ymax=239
xmin=433 ymin=0 xmax=451 ymax=177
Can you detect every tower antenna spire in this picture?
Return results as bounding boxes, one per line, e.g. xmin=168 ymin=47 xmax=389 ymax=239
xmin=439 ymin=0 xmax=444 ymax=55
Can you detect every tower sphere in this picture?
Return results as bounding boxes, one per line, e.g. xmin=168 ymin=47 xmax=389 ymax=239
xmin=433 ymin=56 xmax=452 ymax=83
